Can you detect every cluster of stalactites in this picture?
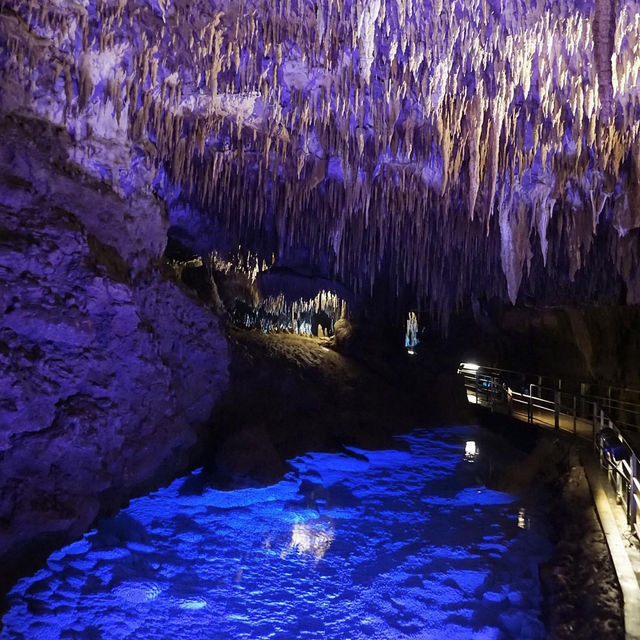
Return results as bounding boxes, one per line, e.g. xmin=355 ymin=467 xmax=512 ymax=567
xmin=234 ymin=290 xmax=345 ymax=336
xmin=2 ymin=0 xmax=640 ymax=323
xmin=206 ymin=249 xmax=271 ymax=283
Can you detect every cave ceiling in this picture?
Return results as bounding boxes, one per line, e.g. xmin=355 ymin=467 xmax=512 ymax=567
xmin=1 ymin=0 xmax=640 ymax=324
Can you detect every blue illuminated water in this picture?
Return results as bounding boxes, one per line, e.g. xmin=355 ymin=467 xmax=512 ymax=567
xmin=1 ymin=427 xmax=550 ymax=639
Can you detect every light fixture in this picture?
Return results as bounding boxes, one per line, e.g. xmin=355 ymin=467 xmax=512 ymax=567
xmin=464 ymin=440 xmax=479 ymax=461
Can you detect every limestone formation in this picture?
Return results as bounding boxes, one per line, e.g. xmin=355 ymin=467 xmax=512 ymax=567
xmin=0 ymin=115 xmax=229 ymax=584
xmin=1 ymin=0 xmax=639 ymax=325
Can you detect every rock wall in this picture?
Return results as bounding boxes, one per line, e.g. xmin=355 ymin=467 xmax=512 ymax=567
xmin=0 ymin=115 xmax=229 ymax=591
xmin=451 ymin=302 xmax=640 ymax=385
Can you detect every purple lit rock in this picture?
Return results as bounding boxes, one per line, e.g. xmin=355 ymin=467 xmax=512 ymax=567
xmin=2 ymin=0 xmax=639 ymax=327
xmin=0 ymin=117 xmax=229 ymax=583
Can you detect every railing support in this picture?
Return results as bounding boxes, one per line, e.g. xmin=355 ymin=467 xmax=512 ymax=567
xmin=629 ymin=454 xmax=638 ymax=529
xmin=554 ymin=390 xmax=561 ymax=431
xmin=581 ymin=382 xmax=588 ymax=417
xmin=528 ymin=383 xmax=533 ymax=424
xmin=573 ymin=395 xmax=577 ymax=435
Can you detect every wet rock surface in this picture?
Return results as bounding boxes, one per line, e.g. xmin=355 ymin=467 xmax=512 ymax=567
xmin=0 ymin=116 xmax=229 ymax=595
xmin=0 ymin=426 xmax=553 ymax=640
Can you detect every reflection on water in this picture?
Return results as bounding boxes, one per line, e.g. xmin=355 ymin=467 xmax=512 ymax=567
xmin=286 ymin=522 xmax=335 ymax=560
xmin=0 ymin=426 xmax=551 ymax=640
xmin=518 ymin=507 xmax=531 ymax=530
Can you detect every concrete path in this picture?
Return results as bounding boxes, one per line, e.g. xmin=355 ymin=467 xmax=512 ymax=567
xmin=583 ymin=455 xmax=640 ymax=640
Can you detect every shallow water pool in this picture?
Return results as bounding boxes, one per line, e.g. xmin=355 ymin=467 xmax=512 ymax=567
xmin=1 ymin=426 xmax=550 ymax=639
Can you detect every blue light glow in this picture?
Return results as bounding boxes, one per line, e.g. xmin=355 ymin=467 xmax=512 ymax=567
xmin=0 ymin=427 xmax=550 ymax=639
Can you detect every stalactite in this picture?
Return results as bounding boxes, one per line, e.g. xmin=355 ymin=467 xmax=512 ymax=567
xmin=593 ymin=0 xmax=616 ymax=121
xmin=63 ymin=65 xmax=73 ymax=120
xmin=5 ymin=0 xmax=640 ymax=328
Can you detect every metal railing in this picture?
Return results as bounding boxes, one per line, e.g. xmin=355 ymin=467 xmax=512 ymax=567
xmin=458 ymin=362 xmax=640 ymax=537
xmin=596 ymin=410 xmax=640 ymax=536
xmin=457 ymin=362 xmax=640 ymax=435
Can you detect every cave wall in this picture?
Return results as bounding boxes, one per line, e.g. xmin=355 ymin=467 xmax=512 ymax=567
xmin=0 ymin=115 xmax=229 ymax=587
xmin=435 ymin=301 xmax=640 ymax=389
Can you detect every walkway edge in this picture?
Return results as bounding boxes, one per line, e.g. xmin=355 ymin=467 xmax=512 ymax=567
xmin=584 ymin=455 xmax=640 ymax=640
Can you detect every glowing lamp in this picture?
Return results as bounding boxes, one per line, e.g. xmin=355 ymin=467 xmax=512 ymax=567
xmin=464 ymin=440 xmax=479 ymax=461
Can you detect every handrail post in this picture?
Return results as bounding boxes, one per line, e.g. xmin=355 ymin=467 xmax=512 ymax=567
xmin=573 ymin=395 xmax=577 ymax=435
xmin=528 ymin=383 xmax=533 ymax=424
xmin=475 ymin=373 xmax=479 ymax=405
xmin=593 ymin=401 xmax=598 ymax=449
xmin=554 ymin=390 xmax=561 ymax=431
xmin=629 ymin=454 xmax=638 ymax=530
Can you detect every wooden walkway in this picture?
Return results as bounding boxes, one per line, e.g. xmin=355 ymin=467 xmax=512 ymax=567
xmin=511 ymin=402 xmax=594 ymax=439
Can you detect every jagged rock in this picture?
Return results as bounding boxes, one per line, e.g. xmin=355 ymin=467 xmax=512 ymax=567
xmin=214 ymin=424 xmax=286 ymax=485
xmin=0 ymin=115 xmax=229 ymax=586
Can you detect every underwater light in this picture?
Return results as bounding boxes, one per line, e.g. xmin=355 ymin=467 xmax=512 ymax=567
xmin=407 ymin=348 xmax=416 ymax=355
